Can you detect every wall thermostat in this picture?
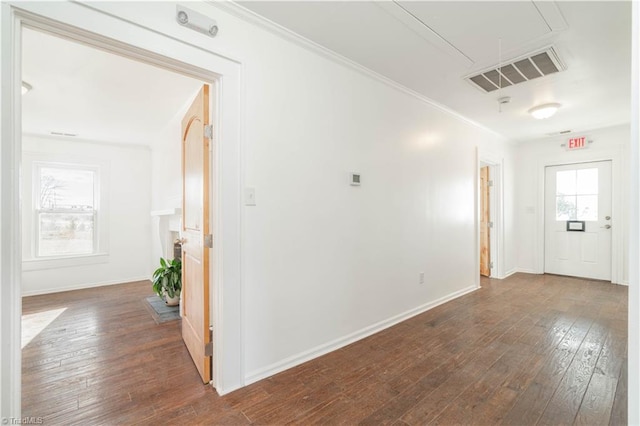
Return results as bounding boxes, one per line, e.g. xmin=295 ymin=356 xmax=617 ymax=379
xmin=350 ymin=173 xmax=361 ymax=186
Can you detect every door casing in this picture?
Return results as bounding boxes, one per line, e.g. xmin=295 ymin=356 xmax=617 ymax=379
xmin=543 ymin=160 xmax=613 ymax=280
xmin=480 ymin=164 xmax=492 ymax=277
xmin=477 ymin=149 xmax=503 ymax=284
xmin=1 ymin=3 xmax=245 ymax=418
xmin=534 ymin=149 xmax=624 ymax=284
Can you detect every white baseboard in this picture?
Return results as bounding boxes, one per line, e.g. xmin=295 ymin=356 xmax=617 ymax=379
xmin=509 ymin=269 xmax=627 ymax=285
xmin=516 ymin=268 xmax=541 ymax=275
xmin=21 ymin=276 xmax=151 ymax=297
xmin=500 ymin=268 xmax=520 ymax=280
xmin=244 ymin=284 xmax=478 ymax=386
xmin=491 ymin=268 xmax=540 ymax=280
xmin=502 ymin=268 xmax=518 ymax=278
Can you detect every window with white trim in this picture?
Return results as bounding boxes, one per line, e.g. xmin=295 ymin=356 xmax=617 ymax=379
xmin=555 ymin=168 xmax=599 ymax=221
xmin=34 ymin=163 xmax=100 ymax=258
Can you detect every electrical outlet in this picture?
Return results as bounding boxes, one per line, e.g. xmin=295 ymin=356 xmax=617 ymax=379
xmin=419 ymin=272 xmax=425 ymax=284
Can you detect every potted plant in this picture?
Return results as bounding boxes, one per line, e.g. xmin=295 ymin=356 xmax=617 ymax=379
xmin=152 ymin=257 xmax=182 ymax=306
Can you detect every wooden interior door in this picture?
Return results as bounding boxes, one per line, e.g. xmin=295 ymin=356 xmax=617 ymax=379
xmin=181 ymin=85 xmax=211 ymax=383
xmin=480 ymin=166 xmax=491 ymax=277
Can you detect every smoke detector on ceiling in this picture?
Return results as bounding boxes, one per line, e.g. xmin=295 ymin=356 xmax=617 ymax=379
xmin=466 ymin=47 xmax=566 ymax=93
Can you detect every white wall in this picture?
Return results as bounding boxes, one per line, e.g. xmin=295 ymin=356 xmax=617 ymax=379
xmin=0 ymin=1 xmax=635 ymax=417
xmin=149 ymin=106 xmax=185 ymax=269
xmin=150 ymin=113 xmax=182 ymax=213
xmin=515 ymin=124 xmax=630 ymax=283
xmin=21 ymin=135 xmax=152 ymax=295
xmin=194 ymin=3 xmax=516 ymax=379
xmin=7 ymin=0 xmax=518 ymax=391
xmin=503 ymin=149 xmax=518 ymax=276
xmin=113 ymin=1 xmax=517 ymax=381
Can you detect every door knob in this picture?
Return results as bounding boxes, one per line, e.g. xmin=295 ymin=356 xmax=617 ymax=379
xmin=605 ymin=216 xmax=611 ymax=220
xmin=601 ymin=224 xmax=612 ymax=229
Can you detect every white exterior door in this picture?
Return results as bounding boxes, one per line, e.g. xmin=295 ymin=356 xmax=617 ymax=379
xmin=544 ymin=161 xmax=612 ymax=280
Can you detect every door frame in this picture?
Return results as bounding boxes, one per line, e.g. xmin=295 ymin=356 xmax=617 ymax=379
xmin=535 ymin=148 xmax=624 ymax=284
xmin=1 ymin=2 xmax=245 ymax=417
xmin=479 ymin=162 xmax=497 ymax=278
xmin=543 ymin=160 xmax=613 ymax=280
xmin=476 ymin=148 xmax=504 ymax=284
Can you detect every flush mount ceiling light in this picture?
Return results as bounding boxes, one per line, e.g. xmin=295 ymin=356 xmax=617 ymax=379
xmin=21 ymin=82 xmax=32 ymax=95
xmin=528 ymin=102 xmax=561 ymax=119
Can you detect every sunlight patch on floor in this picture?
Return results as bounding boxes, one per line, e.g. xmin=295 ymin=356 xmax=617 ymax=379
xmin=22 ymin=308 xmax=67 ymax=349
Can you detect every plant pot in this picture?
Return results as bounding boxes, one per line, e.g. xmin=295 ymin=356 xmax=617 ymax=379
xmin=164 ymin=292 xmax=180 ymax=306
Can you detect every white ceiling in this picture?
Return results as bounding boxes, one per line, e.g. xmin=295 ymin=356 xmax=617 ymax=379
xmin=238 ymin=1 xmax=631 ymax=142
xmin=22 ymin=28 xmax=204 ymax=146
xmin=22 ymin=2 xmax=631 ymax=144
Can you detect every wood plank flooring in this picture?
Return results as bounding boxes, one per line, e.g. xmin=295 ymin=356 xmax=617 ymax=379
xmin=22 ymin=273 xmax=628 ymax=425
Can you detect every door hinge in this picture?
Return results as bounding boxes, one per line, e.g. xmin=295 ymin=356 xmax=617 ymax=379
xmin=205 ymin=326 xmax=214 ymax=356
xmin=204 ymin=124 xmax=214 ymax=140
xmin=204 ymin=234 xmax=213 ymax=248
xmin=490 ymin=261 xmax=494 ymax=269
xmin=488 ymin=180 xmax=494 ymax=187
xmin=205 ymin=342 xmax=214 ymax=357
xmin=488 ymin=221 xmax=494 ymax=228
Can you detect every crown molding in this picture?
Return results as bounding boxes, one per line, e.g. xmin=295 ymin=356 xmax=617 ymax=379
xmin=209 ymin=0 xmax=505 ymax=140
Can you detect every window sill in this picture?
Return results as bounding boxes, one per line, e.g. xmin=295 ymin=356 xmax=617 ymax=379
xmin=23 ymin=253 xmax=109 ymax=272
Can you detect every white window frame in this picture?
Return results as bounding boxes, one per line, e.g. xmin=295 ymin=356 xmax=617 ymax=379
xmin=33 ymin=161 xmax=100 ymax=258
xmin=554 ymin=167 xmax=600 ymax=222
xmin=22 ymin=152 xmax=110 ymax=271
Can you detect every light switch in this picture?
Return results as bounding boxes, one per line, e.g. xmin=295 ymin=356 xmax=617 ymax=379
xmin=245 ymin=187 xmax=256 ymax=206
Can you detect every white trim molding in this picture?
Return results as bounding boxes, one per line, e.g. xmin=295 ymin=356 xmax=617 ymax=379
xmin=628 ymin=3 xmax=639 ymax=424
xmin=21 ymin=276 xmax=150 ymax=297
xmin=0 ymin=3 xmax=23 ymax=419
xmin=1 ymin=1 xmax=245 ymax=409
xmin=478 ymin=148 xmax=506 ymax=281
xmin=534 ymin=147 xmax=625 ymax=284
xmin=211 ymin=1 xmax=506 ymax=141
xmin=515 ymin=268 xmax=541 ymax=275
xmin=245 ymin=284 xmax=478 ymax=386
xmin=503 ymin=268 xmax=519 ymax=278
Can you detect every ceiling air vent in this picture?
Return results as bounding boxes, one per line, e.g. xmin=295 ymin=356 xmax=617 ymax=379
xmin=466 ymin=47 xmax=565 ymax=93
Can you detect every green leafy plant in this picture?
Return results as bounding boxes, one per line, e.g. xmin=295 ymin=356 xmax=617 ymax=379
xmin=152 ymin=257 xmax=182 ymax=299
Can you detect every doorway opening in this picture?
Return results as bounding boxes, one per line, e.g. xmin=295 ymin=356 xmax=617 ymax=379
xmin=477 ymin=157 xmax=501 ymax=281
xmin=20 ymin=23 xmax=216 ymax=396
xmin=4 ymin=2 xmax=248 ymax=416
xmin=543 ymin=160 xmax=613 ymax=281
xmin=480 ymin=164 xmax=491 ymax=277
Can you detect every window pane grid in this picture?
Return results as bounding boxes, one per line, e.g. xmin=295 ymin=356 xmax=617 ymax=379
xmin=37 ymin=211 xmax=96 ymax=257
xmin=35 ymin=164 xmax=99 ymax=258
xmin=555 ymin=168 xmax=598 ymax=221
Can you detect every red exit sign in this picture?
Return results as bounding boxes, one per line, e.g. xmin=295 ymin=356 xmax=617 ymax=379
xmin=567 ymin=136 xmax=587 ymax=150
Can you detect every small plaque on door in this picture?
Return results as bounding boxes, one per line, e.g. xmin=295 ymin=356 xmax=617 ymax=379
xmin=566 ymin=220 xmax=585 ymax=232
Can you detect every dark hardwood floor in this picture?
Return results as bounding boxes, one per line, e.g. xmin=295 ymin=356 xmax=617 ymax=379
xmin=22 ymin=273 xmax=627 ymax=425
